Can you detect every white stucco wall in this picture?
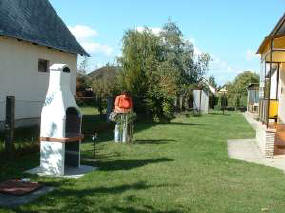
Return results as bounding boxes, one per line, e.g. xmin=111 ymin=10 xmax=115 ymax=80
xmin=0 ymin=36 xmax=78 ymax=128
xmin=270 ymin=69 xmax=278 ymax=99
xmin=278 ymin=63 xmax=285 ymax=124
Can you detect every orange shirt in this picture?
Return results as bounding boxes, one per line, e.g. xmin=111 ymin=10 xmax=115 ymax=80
xmin=114 ymin=94 xmax=133 ymax=113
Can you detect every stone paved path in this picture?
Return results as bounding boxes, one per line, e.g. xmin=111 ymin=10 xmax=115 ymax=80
xmin=228 ymin=139 xmax=285 ymax=173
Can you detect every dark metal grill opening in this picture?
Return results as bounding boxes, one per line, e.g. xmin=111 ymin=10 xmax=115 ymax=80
xmin=65 ymin=107 xmax=81 ymax=168
xmin=65 ymin=107 xmax=81 ymax=137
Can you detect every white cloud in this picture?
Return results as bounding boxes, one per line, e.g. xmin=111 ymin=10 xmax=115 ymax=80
xmin=211 ymin=56 xmax=235 ymax=73
xmin=186 ymin=37 xmax=245 ymax=85
xmin=136 ymin=27 xmax=163 ymax=36
xmin=187 ymin=37 xmax=196 ymax=44
xmin=80 ymin=41 xmax=113 ymax=56
xmin=185 ymin=37 xmax=201 ymax=57
xmin=209 ymin=55 xmax=244 ymax=85
xmin=68 ymin=25 xmax=113 ymax=56
xmin=68 ymin=25 xmax=98 ymax=40
xmin=246 ymin=49 xmax=259 ymax=61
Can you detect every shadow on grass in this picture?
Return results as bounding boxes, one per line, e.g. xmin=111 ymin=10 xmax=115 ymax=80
xmin=82 ymin=114 xmax=114 ymax=134
xmin=168 ymin=122 xmax=204 ymax=126
xmin=97 ymin=158 xmax=174 ymax=171
xmin=103 ymin=206 xmax=183 ymax=213
xmin=135 ymin=139 xmax=176 ymax=144
xmin=81 ymin=151 xmax=122 ymax=162
xmin=57 ymin=181 xmax=178 ymax=196
xmin=82 ymin=116 xmax=157 ymax=144
xmin=0 ymin=153 xmax=39 ymax=182
xmin=82 ymin=131 xmax=113 ymax=144
xmin=15 ymin=182 xmax=181 ymax=213
xmin=208 ymin=112 xmax=230 ymax=116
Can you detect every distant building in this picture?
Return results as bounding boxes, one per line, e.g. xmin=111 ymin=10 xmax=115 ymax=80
xmin=88 ymin=66 xmax=119 ymax=80
xmin=0 ymin=0 xmax=88 ymax=129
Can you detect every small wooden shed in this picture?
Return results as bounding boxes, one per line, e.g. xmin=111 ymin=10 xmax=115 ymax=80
xmin=193 ymin=89 xmax=209 ymax=114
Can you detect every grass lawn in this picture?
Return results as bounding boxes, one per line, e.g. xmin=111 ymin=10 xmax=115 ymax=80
xmin=80 ymin=106 xmax=101 ymax=115
xmin=1 ymin=112 xmax=285 ymax=212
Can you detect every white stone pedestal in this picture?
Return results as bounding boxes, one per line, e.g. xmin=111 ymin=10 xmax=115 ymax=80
xmin=26 ymin=165 xmax=96 ymax=179
xmin=40 ymin=141 xmax=80 ymax=176
xmin=40 ymin=141 xmax=65 ymax=176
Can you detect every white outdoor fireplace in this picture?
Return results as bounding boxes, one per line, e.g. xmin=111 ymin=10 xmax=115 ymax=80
xmin=40 ymin=64 xmax=83 ymax=176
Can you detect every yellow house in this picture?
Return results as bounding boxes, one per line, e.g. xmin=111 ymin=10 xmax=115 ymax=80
xmin=256 ymin=13 xmax=285 ymax=157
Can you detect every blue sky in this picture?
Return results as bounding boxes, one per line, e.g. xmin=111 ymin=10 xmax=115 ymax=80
xmin=49 ymin=0 xmax=285 ymax=85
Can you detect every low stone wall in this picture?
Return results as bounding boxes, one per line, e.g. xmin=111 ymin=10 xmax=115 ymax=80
xmin=256 ymin=122 xmax=275 ymax=158
xmin=244 ymin=112 xmax=259 ymax=130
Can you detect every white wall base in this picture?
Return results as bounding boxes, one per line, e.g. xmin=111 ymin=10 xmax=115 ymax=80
xmin=40 ymin=141 xmax=65 ymax=176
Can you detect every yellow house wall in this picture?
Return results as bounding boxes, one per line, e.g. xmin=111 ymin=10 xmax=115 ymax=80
xmin=274 ymin=36 xmax=285 ymax=49
xmin=263 ymin=51 xmax=285 ymax=62
xmin=260 ymin=36 xmax=285 ymax=59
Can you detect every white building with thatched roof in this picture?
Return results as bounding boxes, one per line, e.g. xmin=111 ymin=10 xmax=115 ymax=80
xmin=0 ymin=0 xmax=88 ymax=129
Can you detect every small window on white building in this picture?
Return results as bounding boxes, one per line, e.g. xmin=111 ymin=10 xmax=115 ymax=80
xmin=38 ymin=59 xmax=49 ymax=73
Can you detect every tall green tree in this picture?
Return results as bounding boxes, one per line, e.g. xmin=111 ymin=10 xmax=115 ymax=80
xmin=160 ymin=20 xmax=211 ymax=90
xmin=118 ymin=29 xmax=161 ymax=96
xmin=76 ymin=57 xmax=91 ymax=97
xmin=118 ymin=20 xmax=211 ymax=120
xmin=78 ymin=56 xmax=89 ymax=74
xmin=209 ymin=75 xmax=218 ymax=88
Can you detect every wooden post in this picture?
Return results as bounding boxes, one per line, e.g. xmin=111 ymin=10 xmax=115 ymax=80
xmin=184 ymin=96 xmax=189 ymax=111
xmin=106 ymin=97 xmax=114 ymax=122
xmin=5 ymin=96 xmax=15 ymax=155
xmin=179 ymin=95 xmax=183 ymax=112
xmin=98 ymin=96 xmax=103 ymax=119
xmin=174 ymin=97 xmax=178 ymax=112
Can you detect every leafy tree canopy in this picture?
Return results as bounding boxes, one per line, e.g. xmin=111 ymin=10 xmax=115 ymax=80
xmin=209 ymin=75 xmax=217 ymax=88
xmin=226 ymin=71 xmax=259 ymax=109
xmin=118 ymin=20 xmax=211 ymax=120
xmin=229 ymin=71 xmax=259 ymax=95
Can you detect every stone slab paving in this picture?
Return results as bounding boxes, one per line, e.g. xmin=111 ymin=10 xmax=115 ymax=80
xmin=228 ymin=139 xmax=285 ymax=173
xmin=0 ymin=186 xmax=55 ymax=208
xmin=26 ymin=165 xmax=96 ymax=179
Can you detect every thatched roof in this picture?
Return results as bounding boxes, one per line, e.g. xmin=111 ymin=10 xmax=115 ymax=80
xmin=0 ymin=0 xmax=89 ymax=56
